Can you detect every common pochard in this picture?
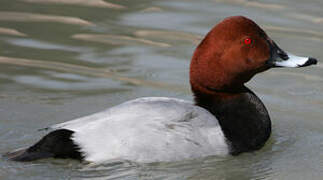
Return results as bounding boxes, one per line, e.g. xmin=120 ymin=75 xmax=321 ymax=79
xmin=6 ymin=16 xmax=317 ymax=163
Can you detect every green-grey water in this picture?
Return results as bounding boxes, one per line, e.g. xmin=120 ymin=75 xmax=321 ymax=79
xmin=0 ymin=0 xmax=322 ymax=179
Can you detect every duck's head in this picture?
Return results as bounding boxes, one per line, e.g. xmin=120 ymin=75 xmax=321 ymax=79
xmin=190 ymin=16 xmax=317 ymax=94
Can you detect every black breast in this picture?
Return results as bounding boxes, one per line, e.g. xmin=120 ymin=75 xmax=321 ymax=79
xmin=195 ymin=88 xmax=271 ymax=155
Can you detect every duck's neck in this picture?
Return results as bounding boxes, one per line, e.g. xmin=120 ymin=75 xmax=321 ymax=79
xmin=193 ymin=86 xmax=271 ymax=155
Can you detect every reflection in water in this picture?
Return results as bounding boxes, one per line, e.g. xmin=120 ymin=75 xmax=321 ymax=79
xmin=7 ymin=38 xmax=88 ymax=52
xmin=267 ymin=71 xmax=322 ymax=81
xmin=72 ymin=34 xmax=171 ymax=47
xmin=134 ymin=30 xmax=202 ymax=45
xmin=0 ymin=27 xmax=26 ymax=37
xmin=141 ymin=7 xmax=163 ymax=13
xmin=22 ymin=0 xmax=126 ymax=9
xmin=0 ymin=56 xmax=186 ymax=92
xmin=264 ymin=25 xmax=323 ymax=41
xmin=0 ymin=12 xmax=93 ymax=26
xmin=215 ymin=0 xmax=285 ymax=10
xmin=73 ymin=155 xmax=275 ymax=180
xmin=288 ymin=13 xmax=323 ymax=24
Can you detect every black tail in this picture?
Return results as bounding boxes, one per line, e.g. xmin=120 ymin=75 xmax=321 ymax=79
xmin=6 ymin=129 xmax=83 ymax=162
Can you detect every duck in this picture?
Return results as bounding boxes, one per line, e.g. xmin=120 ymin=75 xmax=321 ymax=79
xmin=6 ymin=16 xmax=317 ymax=163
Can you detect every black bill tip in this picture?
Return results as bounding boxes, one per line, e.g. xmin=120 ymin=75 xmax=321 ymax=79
xmin=299 ymin=57 xmax=318 ymax=67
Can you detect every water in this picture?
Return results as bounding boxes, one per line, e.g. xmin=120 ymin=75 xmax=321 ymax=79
xmin=0 ymin=0 xmax=322 ymax=179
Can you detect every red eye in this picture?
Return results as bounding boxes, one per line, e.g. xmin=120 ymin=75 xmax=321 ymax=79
xmin=244 ymin=38 xmax=252 ymax=45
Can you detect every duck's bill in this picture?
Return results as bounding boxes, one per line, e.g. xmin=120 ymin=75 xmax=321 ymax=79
xmin=273 ymin=52 xmax=318 ymax=68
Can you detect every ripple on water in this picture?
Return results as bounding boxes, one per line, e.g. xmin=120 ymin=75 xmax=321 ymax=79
xmin=21 ymin=0 xmax=126 ymax=9
xmin=0 ymin=27 xmax=27 ymax=37
xmin=0 ymin=12 xmax=93 ymax=26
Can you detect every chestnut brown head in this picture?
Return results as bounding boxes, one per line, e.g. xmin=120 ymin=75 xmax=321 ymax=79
xmin=190 ymin=16 xmax=317 ymax=94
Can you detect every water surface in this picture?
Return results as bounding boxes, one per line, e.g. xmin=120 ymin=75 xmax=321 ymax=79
xmin=0 ymin=0 xmax=322 ymax=179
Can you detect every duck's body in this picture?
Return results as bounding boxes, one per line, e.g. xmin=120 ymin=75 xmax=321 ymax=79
xmin=6 ymin=16 xmax=317 ymax=163
xmin=50 ymin=97 xmax=228 ymax=163
xmin=8 ymin=89 xmax=271 ymax=163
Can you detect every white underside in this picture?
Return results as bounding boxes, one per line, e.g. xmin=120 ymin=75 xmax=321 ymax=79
xmin=274 ymin=52 xmax=309 ymax=67
xmin=51 ymin=97 xmax=229 ymax=163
